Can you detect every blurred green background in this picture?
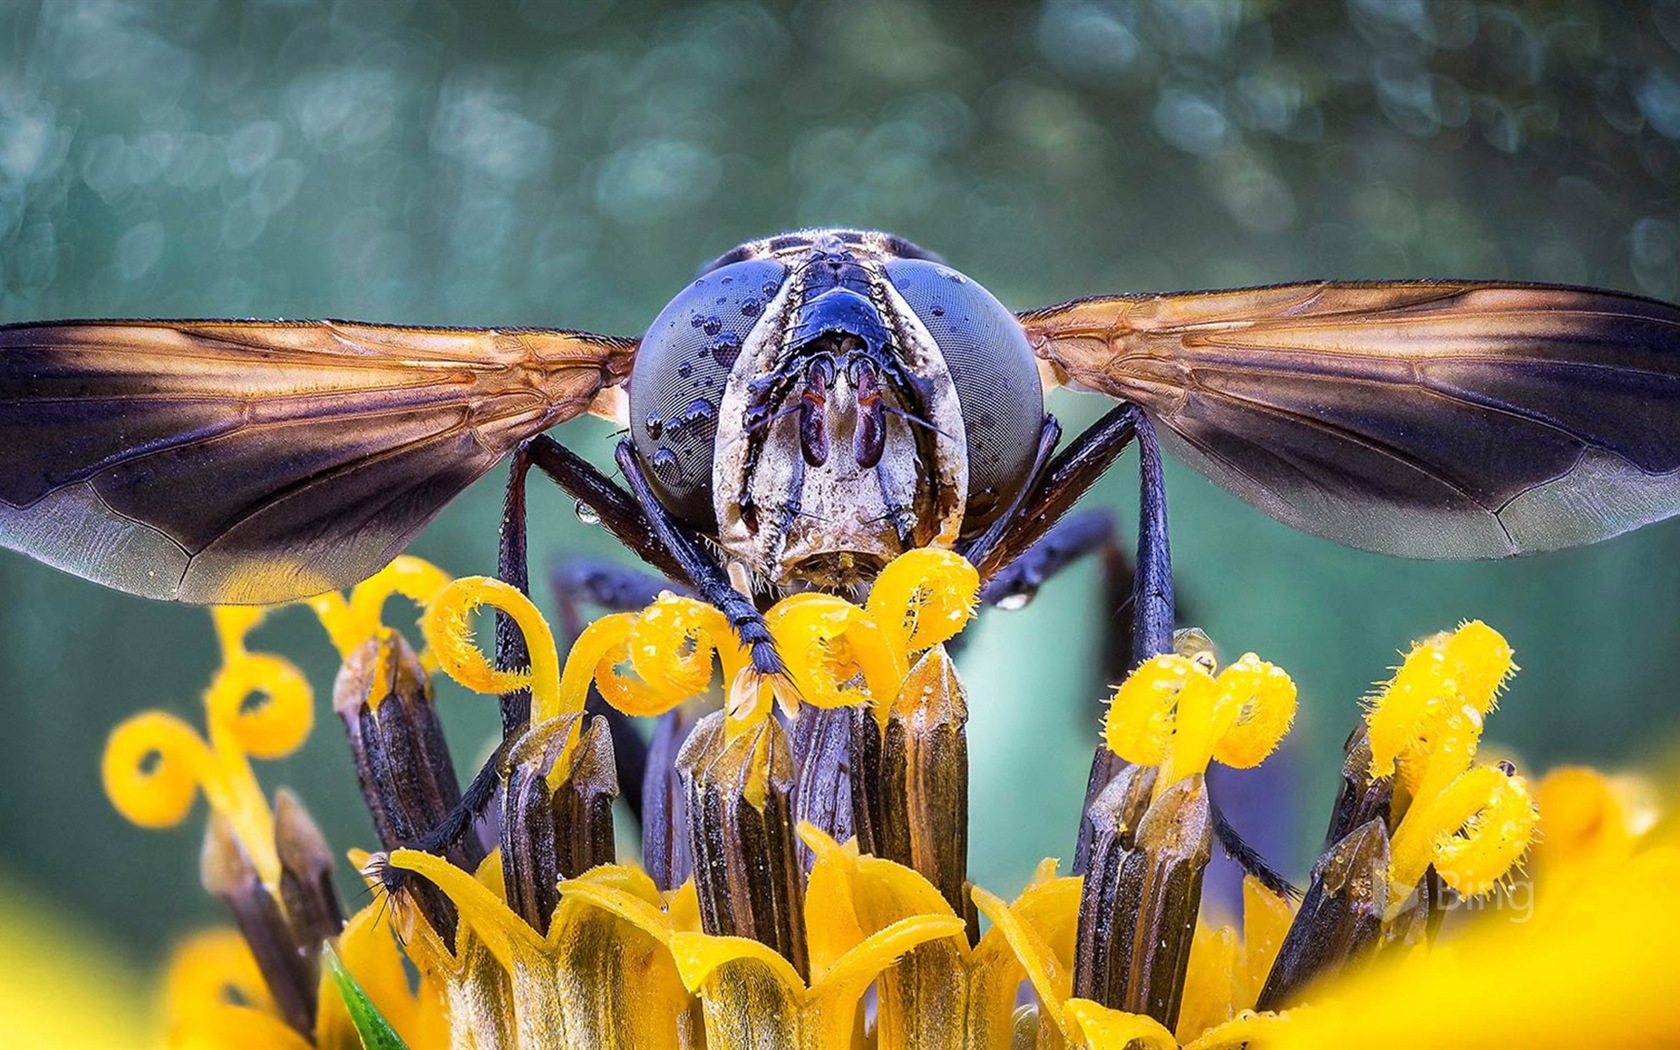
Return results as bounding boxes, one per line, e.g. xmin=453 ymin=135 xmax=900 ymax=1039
xmin=2 ymin=0 xmax=1679 ymax=983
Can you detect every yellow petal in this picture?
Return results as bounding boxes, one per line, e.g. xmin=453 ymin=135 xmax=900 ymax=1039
xmin=973 ymin=885 xmax=1071 ymax=1020
xmin=670 ymin=931 xmax=807 ymax=994
xmin=1239 ymin=876 xmax=1293 ymax=1009
xmin=1062 ymin=997 xmax=1178 ymax=1050
xmin=1177 ymin=922 xmax=1238 ymax=1043
xmin=1263 ymin=848 xmax=1680 ymax=1049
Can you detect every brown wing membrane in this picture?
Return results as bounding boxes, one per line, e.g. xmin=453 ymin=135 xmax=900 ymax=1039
xmin=1020 ymin=282 xmax=1680 ymax=558
xmin=0 ymin=320 xmax=636 ymax=602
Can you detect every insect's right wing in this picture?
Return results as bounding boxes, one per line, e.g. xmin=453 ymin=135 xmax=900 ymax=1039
xmin=0 ymin=319 xmax=637 ymax=603
xmin=1020 ymin=282 xmax=1680 ymax=558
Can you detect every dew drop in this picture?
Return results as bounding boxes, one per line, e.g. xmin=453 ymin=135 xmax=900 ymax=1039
xmin=682 ymin=398 xmax=717 ymax=427
xmin=702 ymin=315 xmax=724 ymax=337
xmin=644 ymin=412 xmax=664 ymax=439
xmin=710 ymin=333 xmax=742 ymax=367
xmin=930 ymin=306 xmax=945 ymax=316
xmin=650 ymin=448 xmax=683 ymax=486
xmin=996 ymin=591 xmax=1033 ymax=611
xmin=761 ymin=280 xmax=781 ymax=296
xmin=677 ymin=360 xmax=693 ymax=378
xmin=574 ymin=500 xmax=601 ymax=526
xmin=740 ymin=298 xmax=762 ymax=317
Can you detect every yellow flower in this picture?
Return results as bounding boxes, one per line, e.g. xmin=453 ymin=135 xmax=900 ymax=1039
xmin=0 ymin=873 xmax=153 ymax=1049
xmin=90 ymin=551 xmax=1678 ymax=1048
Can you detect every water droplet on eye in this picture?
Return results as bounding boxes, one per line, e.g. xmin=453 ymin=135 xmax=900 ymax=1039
xmin=740 ymin=298 xmax=762 ymax=317
xmin=677 ymin=361 xmax=693 ymax=378
xmin=721 ymin=275 xmax=734 ymax=284
xmin=930 ymin=307 xmax=945 ymax=317
xmin=644 ymin=413 xmax=664 ymax=439
xmin=996 ymin=591 xmax=1033 ymax=611
xmin=941 ymin=269 xmax=965 ymax=283
xmin=682 ymin=398 xmax=717 ymax=427
xmin=710 ymin=333 xmax=742 ymax=368
xmin=702 ymin=315 xmax=723 ymax=337
xmin=575 ymin=500 xmax=601 ymax=526
xmin=690 ymin=314 xmax=706 ymax=328
xmin=650 ymin=448 xmax=683 ymax=485
xmin=761 ymin=280 xmax=780 ymax=296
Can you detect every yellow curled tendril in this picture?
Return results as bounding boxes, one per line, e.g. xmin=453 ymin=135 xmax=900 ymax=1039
xmin=1389 ymin=763 xmax=1539 ymax=902
xmin=1207 ymin=653 xmax=1298 ymax=769
xmin=629 ymin=594 xmax=741 ymax=698
xmin=558 ymin=612 xmax=684 ymax=718
xmin=308 ymin=556 xmax=453 ymax=666
xmin=102 ymin=711 xmax=215 ymax=829
xmin=864 ymin=548 xmax=980 ymax=659
xmin=766 ymin=594 xmax=903 ymax=709
xmin=204 ymin=652 xmax=313 ymax=761
xmin=102 ymin=606 xmax=314 ymax=886
xmin=1366 ymin=621 xmax=1514 ymax=783
xmin=421 ymin=576 xmax=563 ymax=719
xmin=1106 ymin=650 xmax=1296 ymax=790
xmin=1105 ymin=654 xmax=1201 ymax=768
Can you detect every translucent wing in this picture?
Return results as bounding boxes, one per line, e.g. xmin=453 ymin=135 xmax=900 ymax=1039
xmin=1020 ymin=282 xmax=1680 ymax=558
xmin=0 ymin=319 xmax=636 ymax=601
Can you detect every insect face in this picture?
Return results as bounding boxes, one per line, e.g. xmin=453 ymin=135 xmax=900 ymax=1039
xmin=631 ymin=228 xmax=1044 ymax=592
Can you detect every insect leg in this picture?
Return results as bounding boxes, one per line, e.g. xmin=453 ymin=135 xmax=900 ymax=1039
xmin=614 ymin=439 xmax=786 ymax=677
xmin=942 ymin=509 xmax=1131 ymax=665
xmin=523 ymin=434 xmax=687 ymax=584
xmin=399 ymin=445 xmax=548 ymax=866
xmin=964 ymin=402 xmax=1171 ymax=659
xmin=401 ymin=437 xmax=687 ymax=865
xmin=978 ymin=508 xmax=1122 ymax=608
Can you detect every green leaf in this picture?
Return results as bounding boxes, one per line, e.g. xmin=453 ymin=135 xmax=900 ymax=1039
xmin=324 ymin=941 xmax=409 ymax=1050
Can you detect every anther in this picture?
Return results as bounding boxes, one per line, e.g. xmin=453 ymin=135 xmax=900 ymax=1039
xmin=1256 ymin=818 xmax=1390 ymax=1011
xmin=676 ymin=709 xmax=809 ymax=979
xmin=500 ymin=713 xmax=619 ymax=934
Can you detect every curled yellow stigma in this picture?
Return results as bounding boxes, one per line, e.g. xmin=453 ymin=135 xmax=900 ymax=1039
xmin=1387 ymin=759 xmax=1539 ymax=905
xmin=1370 ymin=622 xmax=1537 ymax=904
xmin=1103 ymin=649 xmax=1296 ymax=790
xmin=864 ymin=548 xmax=980 ymax=657
xmin=537 ymin=548 xmax=982 ymax=724
xmin=102 ymin=606 xmax=313 ymax=886
xmin=555 ymin=594 xmax=747 ymax=718
xmin=420 ymin=575 xmax=564 ymax=719
xmin=308 ymin=555 xmax=452 ymax=661
xmin=1365 ymin=619 xmax=1516 ymax=787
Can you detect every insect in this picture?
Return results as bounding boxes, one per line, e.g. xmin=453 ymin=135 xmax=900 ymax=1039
xmin=8 ymin=225 xmax=1679 ymax=885
xmin=4 ymin=226 xmax=1680 ymax=675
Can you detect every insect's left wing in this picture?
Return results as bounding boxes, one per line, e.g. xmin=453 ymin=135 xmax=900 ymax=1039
xmin=0 ymin=319 xmax=636 ymax=602
xmin=1020 ymin=282 xmax=1680 ymax=558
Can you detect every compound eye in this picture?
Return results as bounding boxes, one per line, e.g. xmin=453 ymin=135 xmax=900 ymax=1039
xmin=628 ymin=258 xmax=788 ymax=528
xmin=885 ymin=259 xmax=1044 ymax=534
